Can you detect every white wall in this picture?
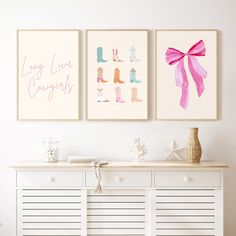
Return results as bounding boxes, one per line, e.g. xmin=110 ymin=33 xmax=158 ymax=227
xmin=0 ymin=0 xmax=235 ymax=235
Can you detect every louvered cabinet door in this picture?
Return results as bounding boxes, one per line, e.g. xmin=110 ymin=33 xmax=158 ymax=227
xmin=153 ymin=189 xmax=222 ymax=236
xmin=87 ymin=190 xmax=147 ymax=236
xmin=17 ymin=189 xmax=86 ymax=236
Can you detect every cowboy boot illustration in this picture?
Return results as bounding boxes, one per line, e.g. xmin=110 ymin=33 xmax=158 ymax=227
xmin=130 ymin=46 xmax=139 ymax=62
xmin=130 ymin=68 xmax=141 ymax=83
xmin=114 ymin=68 xmax=124 ymax=83
xmin=97 ymin=67 xmax=107 ymax=83
xmin=131 ymin=87 xmax=143 ymax=102
xmin=97 ymin=47 xmax=108 ymax=63
xmin=112 ymin=48 xmax=123 ymax=62
xmin=97 ymin=88 xmax=109 ymax=102
xmin=115 ymin=87 xmax=125 ymax=103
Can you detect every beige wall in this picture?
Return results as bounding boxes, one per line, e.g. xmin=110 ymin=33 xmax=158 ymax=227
xmin=0 ymin=0 xmax=235 ymax=235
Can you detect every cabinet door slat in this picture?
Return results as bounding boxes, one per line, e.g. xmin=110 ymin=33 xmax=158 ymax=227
xmin=22 ymin=203 xmax=82 ymax=209
xmin=21 ymin=189 xmax=82 ymax=196
xmin=22 ymin=196 xmax=82 ymax=202
xmin=156 ymin=196 xmax=214 ymax=202
xmin=87 ymin=215 xmax=145 ymax=221
xmin=22 ymin=229 xmax=82 ymax=235
xmin=156 ymin=203 xmax=215 ymax=209
xmin=23 ymin=222 xmax=82 ymax=228
xmin=22 ymin=216 xmax=81 ymax=222
xmin=155 ymin=229 xmax=215 ymax=235
xmin=155 ymin=189 xmax=215 ymax=196
xmin=156 ymin=222 xmax=215 ymax=228
xmin=22 ymin=209 xmax=82 ymax=216
xmin=87 ymin=228 xmax=145 ymax=234
xmin=87 ymin=209 xmax=145 ymax=215
xmin=87 ymin=195 xmax=145 ymax=202
xmin=87 ymin=222 xmax=146 ymax=228
xmin=156 ymin=216 xmax=215 ymax=223
xmin=156 ymin=209 xmax=215 ymax=215
xmin=88 ymin=202 xmax=145 ymax=208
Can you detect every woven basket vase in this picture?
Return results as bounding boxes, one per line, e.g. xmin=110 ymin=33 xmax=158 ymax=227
xmin=187 ymin=128 xmax=202 ymax=163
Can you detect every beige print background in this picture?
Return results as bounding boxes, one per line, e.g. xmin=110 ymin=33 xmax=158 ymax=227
xmin=18 ymin=31 xmax=79 ymax=120
xmin=87 ymin=30 xmax=148 ymax=120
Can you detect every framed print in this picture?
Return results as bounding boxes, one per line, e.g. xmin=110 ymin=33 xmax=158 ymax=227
xmin=86 ymin=30 xmax=148 ymax=120
xmin=17 ymin=30 xmax=80 ymax=120
xmin=155 ymin=30 xmax=217 ymax=120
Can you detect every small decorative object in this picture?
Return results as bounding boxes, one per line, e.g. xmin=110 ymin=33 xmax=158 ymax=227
xmin=164 ymin=140 xmax=186 ymax=160
xmin=130 ymin=138 xmax=148 ymax=162
xmin=67 ymin=156 xmax=96 ymax=163
xmin=155 ymin=30 xmax=217 ymax=120
xmin=17 ymin=30 xmax=80 ymax=120
xmin=187 ymin=127 xmax=202 ymax=163
xmin=42 ymin=138 xmax=59 ymax=162
xmin=92 ymin=161 xmax=108 ymax=193
xmin=86 ymin=30 xmax=148 ymax=120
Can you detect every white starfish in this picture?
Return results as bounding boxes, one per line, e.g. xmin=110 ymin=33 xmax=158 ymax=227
xmin=164 ymin=140 xmax=186 ymax=160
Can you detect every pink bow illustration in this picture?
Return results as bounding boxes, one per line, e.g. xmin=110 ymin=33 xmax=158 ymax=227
xmin=165 ymin=40 xmax=207 ymax=109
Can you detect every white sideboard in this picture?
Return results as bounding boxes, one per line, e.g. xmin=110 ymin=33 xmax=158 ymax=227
xmin=11 ymin=161 xmax=228 ymax=236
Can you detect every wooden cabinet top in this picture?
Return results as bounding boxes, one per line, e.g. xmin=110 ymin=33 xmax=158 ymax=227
xmin=10 ymin=160 xmax=228 ymax=170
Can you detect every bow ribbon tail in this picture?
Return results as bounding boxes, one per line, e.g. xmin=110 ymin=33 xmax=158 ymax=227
xmin=176 ymin=59 xmax=189 ymax=109
xmin=188 ymin=56 xmax=207 ymax=97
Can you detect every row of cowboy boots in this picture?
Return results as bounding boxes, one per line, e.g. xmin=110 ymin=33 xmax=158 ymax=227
xmin=97 ymin=87 xmax=142 ymax=103
xmin=97 ymin=47 xmax=139 ymax=63
xmin=97 ymin=67 xmax=141 ymax=83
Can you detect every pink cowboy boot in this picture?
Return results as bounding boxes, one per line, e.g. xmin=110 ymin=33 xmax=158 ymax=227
xmin=97 ymin=67 xmax=107 ymax=83
xmin=115 ymin=87 xmax=125 ymax=103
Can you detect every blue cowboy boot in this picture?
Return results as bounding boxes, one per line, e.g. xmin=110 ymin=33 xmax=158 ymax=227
xmin=130 ymin=68 xmax=141 ymax=83
xmin=97 ymin=47 xmax=108 ymax=63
